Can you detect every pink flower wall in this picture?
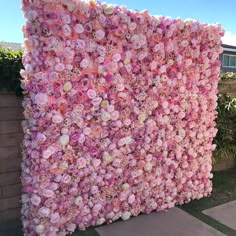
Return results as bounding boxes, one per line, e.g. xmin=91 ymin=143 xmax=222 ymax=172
xmin=21 ymin=0 xmax=224 ymax=235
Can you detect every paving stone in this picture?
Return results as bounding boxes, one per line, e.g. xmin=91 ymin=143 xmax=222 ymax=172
xmin=203 ymin=200 xmax=236 ymax=231
xmin=96 ymin=207 xmax=225 ymax=236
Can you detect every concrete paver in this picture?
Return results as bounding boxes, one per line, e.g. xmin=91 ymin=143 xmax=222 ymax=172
xmin=203 ymin=200 xmax=236 ymax=231
xmin=96 ymin=207 xmax=225 ymax=236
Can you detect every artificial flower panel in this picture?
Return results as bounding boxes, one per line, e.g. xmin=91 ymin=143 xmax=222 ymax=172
xmin=21 ymin=0 xmax=224 ymax=235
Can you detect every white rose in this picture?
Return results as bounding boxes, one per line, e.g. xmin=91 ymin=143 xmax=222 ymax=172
xmin=121 ymin=211 xmax=131 ymax=221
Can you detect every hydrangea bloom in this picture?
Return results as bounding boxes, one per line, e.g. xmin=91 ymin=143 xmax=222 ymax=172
xmin=21 ymin=0 xmax=224 ymax=235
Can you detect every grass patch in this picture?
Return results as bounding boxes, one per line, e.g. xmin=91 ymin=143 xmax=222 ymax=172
xmin=179 ymin=168 xmax=236 ymax=236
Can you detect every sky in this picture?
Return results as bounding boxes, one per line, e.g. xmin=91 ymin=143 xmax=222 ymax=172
xmin=1 ymin=0 xmax=236 ymax=45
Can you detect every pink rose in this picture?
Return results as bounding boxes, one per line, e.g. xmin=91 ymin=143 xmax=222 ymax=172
xmin=52 ymin=114 xmax=63 ymax=124
xmin=55 ymin=63 xmax=65 ymax=72
xmin=42 ymin=149 xmax=52 ymax=159
xmin=87 ymin=89 xmax=97 ymax=99
xmin=80 ymin=59 xmax=89 ymax=68
xmin=62 ymin=174 xmax=72 ymax=184
xmin=38 ymin=207 xmax=50 ymax=217
xmin=83 ymin=127 xmax=92 ymax=135
xmin=31 ymin=194 xmax=41 ymax=206
xmin=42 ymin=189 xmax=55 ymax=198
xmin=74 ymin=196 xmax=83 ymax=206
xmin=50 ymin=213 xmax=60 ymax=224
xmin=112 ymin=53 xmax=121 ymax=62
xmin=128 ymin=194 xmax=135 ymax=204
xmin=76 ymin=39 xmax=86 ymax=49
xmin=162 ymin=101 xmax=169 ymax=109
xmin=95 ymin=29 xmax=105 ymax=40
xmin=129 ymin=22 xmax=137 ymax=31
xmin=93 ymin=203 xmax=102 ymax=212
xmin=74 ymin=24 xmax=84 ymax=33
xmin=91 ymin=186 xmax=99 ymax=194
xmin=111 ymin=111 xmax=119 ymax=120
xmin=77 ymin=157 xmax=86 ymax=169
xmin=62 ymin=24 xmax=71 ymax=36
xmin=35 ymin=225 xmax=45 ymax=234
xmin=35 ymin=93 xmax=48 ymax=106
xmin=36 ymin=133 xmax=46 ymax=143
xmin=92 ymin=159 xmax=101 ymax=168
xmin=59 ymin=134 xmax=70 ymax=146
xmin=66 ymin=223 xmax=76 ymax=232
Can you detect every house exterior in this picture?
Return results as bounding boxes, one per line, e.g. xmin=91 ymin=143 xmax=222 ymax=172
xmin=220 ymin=44 xmax=236 ymax=72
xmin=0 ymin=42 xmax=22 ymax=51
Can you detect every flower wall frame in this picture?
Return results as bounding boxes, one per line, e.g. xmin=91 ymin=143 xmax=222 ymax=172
xmin=21 ymin=0 xmax=224 ymax=235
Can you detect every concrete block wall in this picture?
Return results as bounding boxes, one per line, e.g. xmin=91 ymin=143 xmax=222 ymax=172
xmin=0 ymin=92 xmax=23 ymax=227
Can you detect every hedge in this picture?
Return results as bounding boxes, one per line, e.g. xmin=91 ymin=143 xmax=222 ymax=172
xmin=0 ymin=46 xmax=23 ymax=96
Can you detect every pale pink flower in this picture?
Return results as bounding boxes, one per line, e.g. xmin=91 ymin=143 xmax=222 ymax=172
xmin=55 ymin=63 xmax=65 ymax=72
xmin=50 ymin=212 xmax=60 ymax=224
xmin=52 ymin=114 xmax=63 ymax=124
xmin=80 ymin=59 xmax=89 ymax=68
xmin=34 ymin=93 xmax=48 ymax=106
xmin=31 ymin=194 xmax=41 ymax=206
xmin=112 ymin=53 xmax=121 ymax=62
xmin=74 ymin=24 xmax=84 ymax=33
xmin=38 ymin=207 xmax=50 ymax=217
xmin=95 ymin=29 xmax=105 ymax=40
xmin=77 ymin=157 xmax=87 ymax=169
xmin=87 ymin=89 xmax=97 ymax=99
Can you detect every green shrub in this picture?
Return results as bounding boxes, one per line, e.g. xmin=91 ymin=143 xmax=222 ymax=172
xmin=220 ymin=71 xmax=236 ymax=80
xmin=0 ymin=46 xmax=23 ymax=96
xmin=213 ymin=95 xmax=236 ymax=162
